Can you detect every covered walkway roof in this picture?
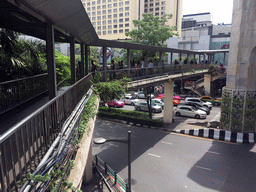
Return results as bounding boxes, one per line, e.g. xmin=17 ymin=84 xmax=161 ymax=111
xmin=2 ymin=0 xmax=229 ymax=54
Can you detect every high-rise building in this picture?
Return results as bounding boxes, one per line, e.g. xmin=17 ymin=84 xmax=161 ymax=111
xmin=82 ymin=0 xmax=183 ymax=40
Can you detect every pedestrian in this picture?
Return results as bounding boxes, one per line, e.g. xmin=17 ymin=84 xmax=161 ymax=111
xmin=148 ymin=60 xmax=154 ymax=74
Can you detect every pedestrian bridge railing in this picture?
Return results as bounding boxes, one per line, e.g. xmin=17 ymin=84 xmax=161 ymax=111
xmin=0 ymin=74 xmax=92 ymax=192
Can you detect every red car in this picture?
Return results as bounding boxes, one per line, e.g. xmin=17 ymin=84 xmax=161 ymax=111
xmin=107 ymin=99 xmax=125 ymax=108
xmin=156 ymin=96 xmax=180 ymax=106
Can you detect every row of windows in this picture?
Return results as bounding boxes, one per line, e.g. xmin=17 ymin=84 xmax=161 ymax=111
xmin=87 ymin=7 xmax=129 ymax=12
xmin=97 ymin=29 xmax=129 ymax=35
xmin=91 ymin=18 xmax=129 ymax=24
xmin=96 ymin=23 xmax=129 ymax=29
xmin=145 ymin=0 xmax=165 ymax=3
xmin=88 ymin=12 xmax=129 ymax=17
xmin=87 ymin=4 xmax=129 ymax=10
xmin=145 ymin=4 xmax=166 ymax=9
xmin=144 ymin=9 xmax=165 ymax=15
xmin=86 ymin=0 xmax=129 ymax=6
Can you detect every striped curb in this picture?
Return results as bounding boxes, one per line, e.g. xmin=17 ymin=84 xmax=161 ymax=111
xmin=172 ymin=129 xmax=255 ymax=144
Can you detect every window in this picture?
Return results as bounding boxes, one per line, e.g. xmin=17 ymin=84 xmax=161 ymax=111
xmin=102 ymin=5 xmax=106 ymax=8
xmin=145 ymin=4 xmax=148 ymax=7
xmin=97 ymin=21 xmax=101 ymax=25
xmin=125 ymin=23 xmax=129 ymax=27
xmin=144 ymin=9 xmax=148 ymax=12
xmin=108 ymin=20 xmax=112 ymax=24
xmin=119 ymin=2 xmax=123 ymax=6
xmin=108 ymin=9 xmax=112 ymax=13
xmin=97 ymin=6 xmax=101 ymax=9
xmin=119 ymin=29 xmax=123 ymax=33
xmin=125 ymin=12 xmax=129 ymax=16
xmin=119 ymin=24 xmax=123 ymax=28
xmin=92 ymin=17 xmax=96 ymax=20
xmin=92 ymin=6 xmax=96 ymax=10
xmin=119 ymin=8 xmax=123 ymax=11
xmin=102 ymin=10 xmax=106 ymax=14
xmin=92 ymin=1 xmax=95 ymax=5
xmin=97 ymin=26 xmax=101 ymax=30
xmin=97 ymin=11 xmax=101 ymax=15
xmin=108 ymin=25 xmax=112 ymax=29
xmin=125 ymin=7 xmax=129 ymax=10
xmin=114 ymin=14 xmax=117 ymax=18
xmin=155 ymin=12 xmax=159 ymax=16
xmin=125 ymin=18 xmax=129 ymax=21
xmin=97 ymin=31 xmax=101 ymax=35
xmin=114 ymin=25 xmax=117 ymax=28
xmin=97 ymin=0 xmax=101 ymax=4
xmin=125 ymin=1 xmax=129 ymax=5
xmin=87 ymin=2 xmax=90 ymax=6
xmin=103 ymin=20 xmax=106 ymax=24
xmin=119 ymin=19 xmax=123 ymax=22
xmin=145 ymin=0 xmax=148 ymax=2
xmin=108 ymin=0 xmax=111 ymax=1
xmin=125 ymin=29 xmax=129 ymax=32
xmin=113 ymin=3 xmax=117 ymax=6
xmin=150 ymin=0 xmax=153 ymax=1
xmin=113 ymin=19 xmax=117 ymax=23
xmin=156 ymin=2 xmax=159 ymax=6
xmin=161 ymin=6 xmax=165 ymax=10
xmin=108 ymin=30 xmax=112 ymax=34
xmin=114 ymin=30 xmax=117 ymax=33
xmin=92 ymin=12 xmax=96 ymax=15
xmin=108 ymin=4 xmax=112 ymax=8
xmin=155 ymin=7 xmax=159 ymax=11
xmin=87 ymin=7 xmax=91 ymax=11
xmin=113 ymin=8 xmax=117 ymax=12
xmin=150 ymin=3 xmax=153 ymax=6
xmin=161 ymin=1 xmax=166 ymax=5
xmin=119 ymin=13 xmax=123 ymax=17
xmin=161 ymin=11 xmax=165 ymax=15
xmin=149 ymin=8 xmax=153 ymax=12
xmin=108 ymin=15 xmax=112 ymax=18
xmin=97 ymin=16 xmax=101 ymax=20
xmin=103 ymin=31 xmax=106 ymax=35
xmin=103 ymin=26 xmax=106 ymax=29
xmin=87 ymin=12 xmax=91 ymax=16
xmin=103 ymin=15 xmax=106 ymax=19
xmin=102 ymin=0 xmax=106 ymax=2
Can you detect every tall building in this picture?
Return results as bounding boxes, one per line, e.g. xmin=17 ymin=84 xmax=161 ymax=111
xmin=82 ymin=0 xmax=183 ymax=40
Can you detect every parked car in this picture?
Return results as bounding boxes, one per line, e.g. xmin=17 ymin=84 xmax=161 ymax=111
xmin=151 ymin=99 xmax=164 ymax=109
xmin=174 ymin=105 xmax=207 ymax=119
xmin=178 ymin=102 xmax=210 ymax=115
xmin=156 ymin=96 xmax=180 ymax=106
xmin=123 ymin=95 xmax=139 ymax=106
xmin=200 ymin=96 xmax=221 ymax=106
xmin=185 ymin=97 xmax=213 ymax=109
xmin=107 ymin=99 xmax=125 ymax=108
xmin=134 ymin=91 xmax=154 ymax=99
xmin=134 ymin=102 xmax=162 ymax=113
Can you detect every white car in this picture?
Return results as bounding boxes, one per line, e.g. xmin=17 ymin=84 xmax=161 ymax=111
xmin=134 ymin=91 xmax=154 ymax=99
xmin=134 ymin=102 xmax=162 ymax=113
xmin=123 ymin=95 xmax=139 ymax=106
xmin=174 ymin=105 xmax=207 ymax=119
xmin=185 ymin=97 xmax=213 ymax=110
xmin=151 ymin=99 xmax=164 ymax=109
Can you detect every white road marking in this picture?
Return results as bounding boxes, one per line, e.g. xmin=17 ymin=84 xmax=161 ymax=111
xmin=206 ymin=151 xmax=220 ymax=155
xmin=109 ymin=144 xmax=119 ymax=147
xmin=196 ymin=166 xmax=212 ymax=171
xmin=148 ymin=153 xmax=161 ymax=158
xmin=161 ymin=141 xmax=173 ymax=145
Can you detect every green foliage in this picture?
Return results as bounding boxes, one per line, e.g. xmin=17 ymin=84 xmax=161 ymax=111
xmin=54 ymin=50 xmax=71 ymax=85
xmin=93 ymin=77 xmax=131 ymax=105
xmin=125 ymin=13 xmax=178 ymax=47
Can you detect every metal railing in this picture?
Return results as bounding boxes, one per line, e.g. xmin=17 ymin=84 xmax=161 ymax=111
xmin=0 ymin=73 xmax=48 ymax=114
xmin=0 ymin=73 xmax=92 ymax=192
xmin=93 ymin=155 xmax=127 ymax=192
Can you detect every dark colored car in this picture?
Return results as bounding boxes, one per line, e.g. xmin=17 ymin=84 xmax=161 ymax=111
xmin=178 ymin=102 xmax=210 ymax=115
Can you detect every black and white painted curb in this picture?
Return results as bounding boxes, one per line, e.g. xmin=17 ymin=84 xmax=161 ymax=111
xmin=172 ymin=129 xmax=255 ymax=144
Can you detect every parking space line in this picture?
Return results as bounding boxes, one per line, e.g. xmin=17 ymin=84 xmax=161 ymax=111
xmin=161 ymin=141 xmax=173 ymax=145
xmin=206 ymin=151 xmax=220 ymax=155
xmin=196 ymin=166 xmax=212 ymax=171
xmin=148 ymin=153 xmax=161 ymax=158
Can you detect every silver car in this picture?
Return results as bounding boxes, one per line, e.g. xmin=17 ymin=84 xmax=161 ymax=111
xmin=134 ymin=102 xmax=162 ymax=113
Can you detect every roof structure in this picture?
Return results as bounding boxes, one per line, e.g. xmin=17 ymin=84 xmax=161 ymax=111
xmin=1 ymin=0 xmax=229 ymax=54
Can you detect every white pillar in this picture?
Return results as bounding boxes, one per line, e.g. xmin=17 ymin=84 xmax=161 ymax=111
xmin=204 ymin=74 xmax=211 ymax=95
xmin=163 ymin=80 xmax=174 ymax=123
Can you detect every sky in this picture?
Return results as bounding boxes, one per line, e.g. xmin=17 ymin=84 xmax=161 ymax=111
xmin=182 ymin=0 xmax=234 ymax=24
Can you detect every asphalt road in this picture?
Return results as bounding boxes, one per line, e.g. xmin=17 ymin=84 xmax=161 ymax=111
xmin=93 ymin=119 xmax=256 ymax=192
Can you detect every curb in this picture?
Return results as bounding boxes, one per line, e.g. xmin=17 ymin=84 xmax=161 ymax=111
xmin=172 ymin=129 xmax=255 ymax=144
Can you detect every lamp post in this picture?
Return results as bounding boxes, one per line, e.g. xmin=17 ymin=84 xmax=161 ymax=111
xmin=94 ymin=131 xmax=132 ymax=192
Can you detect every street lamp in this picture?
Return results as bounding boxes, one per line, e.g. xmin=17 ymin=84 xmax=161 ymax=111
xmin=94 ymin=131 xmax=132 ymax=192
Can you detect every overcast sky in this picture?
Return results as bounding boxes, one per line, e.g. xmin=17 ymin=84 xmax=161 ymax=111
xmin=182 ymin=0 xmax=234 ymax=24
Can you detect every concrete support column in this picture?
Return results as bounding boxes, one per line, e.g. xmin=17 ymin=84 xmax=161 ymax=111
xmin=204 ymin=74 xmax=211 ymax=95
xmin=80 ymin=43 xmax=85 ymax=78
xmin=70 ymin=36 xmax=76 ymax=84
xmin=127 ymin=49 xmax=131 ymax=77
xmin=170 ymin=52 xmax=173 ymax=64
xmin=163 ymin=80 xmax=174 ymax=123
xmin=46 ymin=23 xmax=57 ymax=100
xmin=85 ymin=46 xmax=89 ymax=75
xmin=103 ymin=47 xmax=107 ymax=81
xmin=83 ymin=143 xmax=93 ymax=184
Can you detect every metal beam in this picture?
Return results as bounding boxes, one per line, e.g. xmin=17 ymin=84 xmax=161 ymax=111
xmin=70 ymin=36 xmax=76 ymax=84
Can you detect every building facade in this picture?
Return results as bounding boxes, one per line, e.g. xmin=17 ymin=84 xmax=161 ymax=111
xmin=82 ymin=0 xmax=183 ymax=40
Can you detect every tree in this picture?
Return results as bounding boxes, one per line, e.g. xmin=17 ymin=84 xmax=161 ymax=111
xmin=93 ymin=77 xmax=131 ymax=110
xmin=125 ymin=13 xmax=178 ymax=47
